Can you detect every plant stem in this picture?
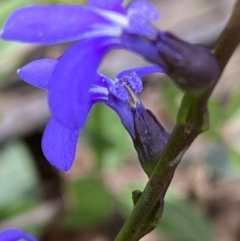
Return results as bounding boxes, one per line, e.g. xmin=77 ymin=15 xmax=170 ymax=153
xmin=214 ymin=0 xmax=240 ymax=72
xmin=115 ymin=93 xmax=207 ymax=241
xmin=114 ymin=0 xmax=240 ymax=240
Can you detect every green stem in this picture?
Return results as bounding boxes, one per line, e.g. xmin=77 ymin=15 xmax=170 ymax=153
xmin=115 ymin=94 xmax=206 ymax=241
xmin=214 ymin=0 xmax=240 ymax=72
xmin=115 ymin=0 xmax=240 ymax=240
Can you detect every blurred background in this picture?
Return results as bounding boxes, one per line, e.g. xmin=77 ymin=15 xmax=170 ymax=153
xmin=0 ymin=0 xmax=240 ymax=240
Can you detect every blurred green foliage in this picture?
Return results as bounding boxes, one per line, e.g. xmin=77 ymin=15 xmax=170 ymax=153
xmin=0 ymin=0 xmax=35 ymax=80
xmin=0 ymin=140 xmax=38 ymax=207
xmin=84 ymin=104 xmax=134 ymax=171
xmin=159 ymin=192 xmax=213 ymax=241
xmin=64 ymin=177 xmax=113 ymax=229
xmin=0 ymin=0 xmax=33 ymax=24
xmin=0 ymin=140 xmax=40 ymax=220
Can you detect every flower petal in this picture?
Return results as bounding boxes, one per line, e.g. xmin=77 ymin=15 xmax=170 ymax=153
xmin=0 ymin=228 xmax=38 ymax=241
xmin=88 ymin=0 xmax=124 ymax=13
xmin=127 ymin=0 xmax=159 ymax=21
xmin=116 ymin=65 xmax=165 ymax=79
xmin=49 ymin=37 xmax=119 ymax=130
xmin=125 ymin=0 xmax=159 ymax=36
xmin=42 ymin=118 xmax=80 ymax=172
xmin=18 ymin=59 xmax=57 ymax=89
xmin=126 ymin=18 xmax=156 ymax=36
xmin=105 ymin=95 xmax=135 ymax=137
xmin=1 ymin=5 xmax=110 ymax=44
xmin=119 ymin=33 xmax=163 ymax=65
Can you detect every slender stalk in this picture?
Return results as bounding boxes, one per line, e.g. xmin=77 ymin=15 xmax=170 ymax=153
xmin=214 ymin=0 xmax=240 ymax=72
xmin=115 ymin=1 xmax=240 ymax=240
xmin=115 ymin=94 xmax=206 ymax=241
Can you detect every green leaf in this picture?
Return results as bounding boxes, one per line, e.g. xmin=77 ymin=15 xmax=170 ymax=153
xmin=160 ymin=82 xmax=182 ymax=119
xmin=0 ymin=197 xmax=40 ymax=220
xmin=0 ymin=140 xmax=38 ymax=207
xmin=228 ymin=147 xmax=240 ymax=175
xmin=225 ymin=86 xmax=240 ymax=119
xmin=84 ymin=104 xmax=133 ymax=171
xmin=159 ymin=192 xmax=214 ymax=241
xmin=0 ymin=0 xmax=36 ymax=81
xmin=64 ymin=177 xmax=113 ymax=229
xmin=204 ymin=142 xmax=239 ymax=179
xmin=205 ymin=98 xmax=224 ymax=139
xmin=205 ymin=85 xmax=240 ymax=139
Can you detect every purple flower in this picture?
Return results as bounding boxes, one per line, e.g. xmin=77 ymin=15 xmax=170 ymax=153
xmin=1 ymin=0 xmax=175 ymax=172
xmin=1 ymin=0 xmax=219 ymax=130
xmin=1 ymin=1 xmax=166 ymax=131
xmin=1 ymin=0 xmax=159 ymax=43
xmin=0 ymin=0 xmax=162 ymax=64
xmin=0 ymin=228 xmax=38 ymax=241
xmin=18 ymin=57 xmax=163 ymax=171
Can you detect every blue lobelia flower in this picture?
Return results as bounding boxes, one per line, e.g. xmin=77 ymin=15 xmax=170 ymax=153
xmin=0 ymin=1 xmax=166 ymax=132
xmin=1 ymin=0 xmax=175 ymax=173
xmin=1 ymin=0 xmax=220 ymax=131
xmin=0 ymin=0 xmax=164 ymax=67
xmin=18 ymin=57 xmax=164 ymax=171
xmin=0 ymin=228 xmax=38 ymax=241
xmin=1 ymin=0 xmax=167 ymax=129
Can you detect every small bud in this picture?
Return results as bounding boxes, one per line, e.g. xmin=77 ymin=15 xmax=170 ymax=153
xmin=132 ymin=106 xmax=169 ymax=176
xmin=157 ymin=32 xmax=220 ymax=93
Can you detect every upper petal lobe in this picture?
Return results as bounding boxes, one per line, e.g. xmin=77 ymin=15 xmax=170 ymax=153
xmin=88 ymin=0 xmax=124 ymax=13
xmin=1 ymin=5 xmax=111 ymax=44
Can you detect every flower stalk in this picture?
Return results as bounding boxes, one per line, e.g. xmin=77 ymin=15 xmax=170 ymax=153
xmin=114 ymin=0 xmax=240 ymax=240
